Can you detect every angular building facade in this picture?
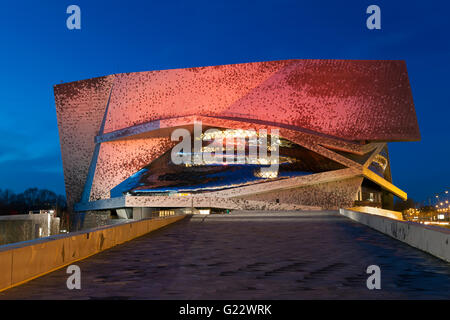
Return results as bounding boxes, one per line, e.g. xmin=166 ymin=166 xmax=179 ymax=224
xmin=54 ymin=59 xmax=420 ymax=214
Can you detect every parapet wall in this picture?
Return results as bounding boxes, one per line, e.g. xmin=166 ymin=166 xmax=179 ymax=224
xmin=0 ymin=215 xmax=186 ymax=292
xmin=340 ymin=208 xmax=450 ymax=262
xmin=347 ymin=206 xmax=403 ymax=220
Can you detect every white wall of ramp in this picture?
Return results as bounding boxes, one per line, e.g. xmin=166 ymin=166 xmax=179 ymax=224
xmin=340 ymin=208 xmax=450 ymax=263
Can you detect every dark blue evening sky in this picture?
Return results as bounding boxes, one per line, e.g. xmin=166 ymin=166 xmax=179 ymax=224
xmin=0 ymin=0 xmax=448 ymax=203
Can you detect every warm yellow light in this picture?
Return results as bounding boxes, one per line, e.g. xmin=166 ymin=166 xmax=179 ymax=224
xmin=255 ymin=170 xmax=279 ymax=179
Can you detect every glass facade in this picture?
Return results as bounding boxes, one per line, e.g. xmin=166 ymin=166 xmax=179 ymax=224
xmin=111 ymin=130 xmax=345 ymax=197
xmin=368 ymin=145 xmax=392 ymax=182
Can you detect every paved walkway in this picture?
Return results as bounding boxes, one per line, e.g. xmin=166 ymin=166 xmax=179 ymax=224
xmin=1 ymin=211 xmax=449 ymax=299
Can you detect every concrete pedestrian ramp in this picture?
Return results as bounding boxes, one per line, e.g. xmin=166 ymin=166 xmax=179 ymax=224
xmin=1 ymin=210 xmax=449 ymax=299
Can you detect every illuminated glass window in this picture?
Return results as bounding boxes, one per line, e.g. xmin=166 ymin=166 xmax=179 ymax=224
xmin=111 ymin=130 xmax=345 ymax=196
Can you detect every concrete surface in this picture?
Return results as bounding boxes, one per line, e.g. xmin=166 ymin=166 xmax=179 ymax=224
xmin=1 ymin=211 xmax=449 ymax=300
xmin=0 ymin=215 xmax=185 ymax=292
xmin=340 ymin=208 xmax=450 ymax=262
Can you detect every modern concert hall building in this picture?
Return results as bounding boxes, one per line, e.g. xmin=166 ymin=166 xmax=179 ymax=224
xmin=54 ymin=59 xmax=420 ymax=217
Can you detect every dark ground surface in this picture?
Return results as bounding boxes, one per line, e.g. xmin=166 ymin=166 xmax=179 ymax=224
xmin=1 ymin=211 xmax=449 ymax=300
